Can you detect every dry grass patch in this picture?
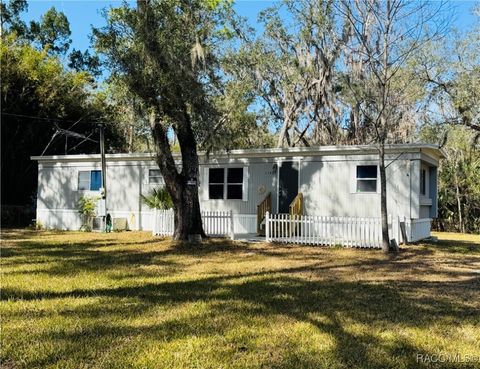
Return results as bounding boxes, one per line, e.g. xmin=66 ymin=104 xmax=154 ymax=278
xmin=1 ymin=229 xmax=479 ymax=368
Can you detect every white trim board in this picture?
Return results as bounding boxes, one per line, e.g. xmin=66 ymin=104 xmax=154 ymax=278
xmin=32 ymin=144 xmax=446 ymax=163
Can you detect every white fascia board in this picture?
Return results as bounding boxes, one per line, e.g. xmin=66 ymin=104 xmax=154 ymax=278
xmin=31 ymin=143 xmax=446 ymax=164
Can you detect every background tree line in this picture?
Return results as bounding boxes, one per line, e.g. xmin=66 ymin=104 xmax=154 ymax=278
xmin=1 ymin=0 xmax=478 ymax=234
xmin=1 ymin=0 xmax=126 ymax=225
xmin=234 ymin=0 xmax=478 ymax=234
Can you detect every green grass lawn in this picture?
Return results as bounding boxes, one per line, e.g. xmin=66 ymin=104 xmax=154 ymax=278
xmin=1 ymin=230 xmax=479 ymax=369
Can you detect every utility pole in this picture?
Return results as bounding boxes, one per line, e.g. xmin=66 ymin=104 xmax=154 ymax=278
xmin=99 ymin=124 xmax=107 ymax=231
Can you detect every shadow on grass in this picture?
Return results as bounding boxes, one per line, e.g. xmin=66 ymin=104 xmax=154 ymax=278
xmin=421 ymin=238 xmax=480 ymax=254
xmin=1 ymin=231 xmax=303 ymax=276
xmin=2 ymin=229 xmax=479 ymax=369
xmin=3 ymin=272 xmax=478 ymax=368
xmin=1 ymin=229 xmax=256 ymax=270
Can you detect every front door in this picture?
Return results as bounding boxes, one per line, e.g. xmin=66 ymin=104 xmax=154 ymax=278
xmin=278 ymin=161 xmax=298 ymax=213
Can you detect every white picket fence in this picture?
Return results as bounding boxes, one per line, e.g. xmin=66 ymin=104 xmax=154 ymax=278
xmin=202 ymin=211 xmax=234 ymax=237
xmin=265 ymin=212 xmax=402 ymax=248
xmin=153 ymin=209 xmax=175 ymax=236
xmin=153 ymin=208 xmax=431 ymax=247
xmin=152 ymin=209 xmax=234 ymax=239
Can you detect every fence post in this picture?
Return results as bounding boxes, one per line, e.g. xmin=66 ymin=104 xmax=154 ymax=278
xmin=229 ymin=210 xmax=234 ymax=240
xmin=152 ymin=208 xmax=157 ymax=236
xmin=405 ymin=216 xmax=411 ymax=242
xmin=265 ymin=211 xmax=270 ymax=242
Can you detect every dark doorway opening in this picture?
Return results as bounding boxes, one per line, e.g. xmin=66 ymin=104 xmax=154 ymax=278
xmin=278 ymin=161 xmax=299 ymax=213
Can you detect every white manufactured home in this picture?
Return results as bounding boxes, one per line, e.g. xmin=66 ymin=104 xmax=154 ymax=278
xmin=32 ymin=144 xmax=445 ymax=246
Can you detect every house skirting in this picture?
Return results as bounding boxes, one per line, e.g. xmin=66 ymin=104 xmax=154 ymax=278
xmin=36 ymin=208 xmax=257 ymax=233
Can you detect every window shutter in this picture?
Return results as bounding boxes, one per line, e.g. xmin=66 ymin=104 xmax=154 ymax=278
xmin=91 ymin=170 xmax=102 ymax=191
xmin=202 ymin=167 xmax=209 ymax=200
xmin=242 ymin=166 xmax=249 ymax=201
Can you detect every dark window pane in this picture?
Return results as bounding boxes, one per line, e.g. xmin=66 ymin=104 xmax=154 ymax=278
xmin=150 ymin=176 xmax=163 ymax=184
xmin=209 ymin=184 xmax=224 ymax=199
xmin=420 ymin=169 xmax=426 ymax=195
xmin=209 ymin=168 xmax=224 ymax=183
xmin=90 ymin=170 xmax=102 ymax=191
xmin=227 ymin=168 xmax=243 ymax=183
xmin=149 ymin=169 xmax=163 ymax=184
xmin=357 ymin=180 xmax=377 ymax=192
xmin=357 ymin=165 xmax=377 ymax=179
xmin=227 ymin=184 xmax=242 ymax=199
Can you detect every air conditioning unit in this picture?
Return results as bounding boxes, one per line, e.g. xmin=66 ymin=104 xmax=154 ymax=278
xmin=92 ymin=217 xmax=104 ymax=231
xmin=113 ymin=218 xmax=128 ymax=231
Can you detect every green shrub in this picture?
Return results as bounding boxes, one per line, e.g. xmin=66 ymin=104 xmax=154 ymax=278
xmin=77 ymin=195 xmax=100 ymax=231
xmin=27 ymin=220 xmax=43 ymax=230
xmin=141 ymin=187 xmax=173 ymax=210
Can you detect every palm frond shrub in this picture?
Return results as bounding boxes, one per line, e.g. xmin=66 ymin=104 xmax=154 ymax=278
xmin=141 ymin=187 xmax=173 ymax=210
xmin=77 ymin=195 xmax=100 ymax=231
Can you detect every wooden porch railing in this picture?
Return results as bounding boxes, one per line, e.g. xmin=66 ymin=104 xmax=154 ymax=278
xmin=257 ymin=192 xmax=272 ymax=235
xmin=288 ymin=192 xmax=303 ymax=236
xmin=289 ymin=192 xmax=303 ymax=217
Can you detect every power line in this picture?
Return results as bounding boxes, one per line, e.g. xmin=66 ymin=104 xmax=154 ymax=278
xmin=2 ymin=112 xmax=84 ymax=123
xmin=56 ymin=127 xmax=98 ymax=142
xmin=1 ymin=112 xmax=112 ymax=125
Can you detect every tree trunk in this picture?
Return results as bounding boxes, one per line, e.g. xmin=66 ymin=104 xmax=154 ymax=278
xmin=173 ymin=184 xmax=204 ymax=239
xmin=127 ymin=127 xmax=133 ymax=153
xmin=137 ymin=1 xmax=205 ymax=241
xmin=150 ymin=113 xmax=206 ymax=241
xmin=172 ymin=108 xmax=206 ymax=240
xmin=277 ymin=114 xmax=290 ymax=148
xmin=453 ymin=166 xmax=464 ymax=233
xmin=379 ymin=144 xmax=390 ymax=252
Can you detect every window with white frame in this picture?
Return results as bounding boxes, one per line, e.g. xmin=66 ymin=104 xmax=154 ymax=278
xmin=148 ymin=169 xmax=164 ymax=184
xmin=209 ymin=168 xmax=224 ymax=199
xmin=227 ymin=168 xmax=243 ymax=199
xmin=208 ymin=167 xmax=244 ymax=200
xmin=356 ymin=165 xmax=377 ymax=193
xmin=78 ymin=170 xmax=102 ymax=191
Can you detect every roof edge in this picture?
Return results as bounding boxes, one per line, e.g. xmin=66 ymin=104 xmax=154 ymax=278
xmin=31 ymin=143 xmax=446 ymax=162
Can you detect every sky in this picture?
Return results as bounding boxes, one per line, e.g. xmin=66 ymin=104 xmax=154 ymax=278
xmin=21 ymin=0 xmax=276 ymax=53
xmin=20 ymin=0 xmax=479 ymax=57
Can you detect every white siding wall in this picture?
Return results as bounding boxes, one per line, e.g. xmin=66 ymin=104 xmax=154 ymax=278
xmin=35 ymin=150 xmax=436 ymax=231
xmin=419 ymin=206 xmax=431 ymax=219
xmin=36 ymin=161 xmax=151 ymax=231
xmin=299 ymin=154 xmax=412 ymax=220
xmin=410 ymin=160 xmax=421 ymax=219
